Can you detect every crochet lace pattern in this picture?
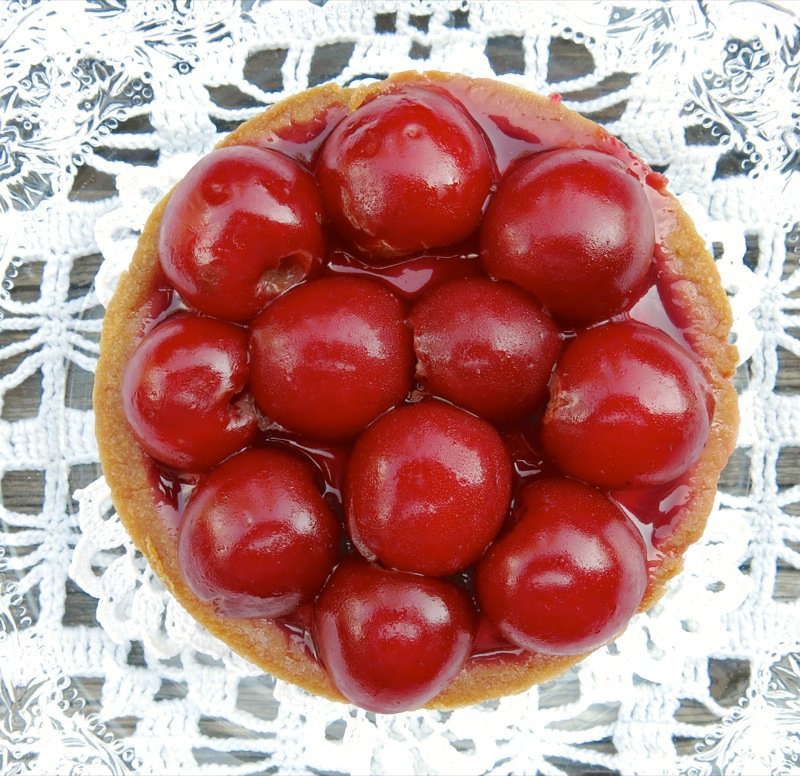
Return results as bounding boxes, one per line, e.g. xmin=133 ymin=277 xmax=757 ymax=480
xmin=0 ymin=2 xmax=798 ymax=773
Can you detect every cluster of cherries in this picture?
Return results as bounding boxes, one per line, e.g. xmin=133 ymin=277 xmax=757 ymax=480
xmin=122 ymin=84 xmax=713 ymax=713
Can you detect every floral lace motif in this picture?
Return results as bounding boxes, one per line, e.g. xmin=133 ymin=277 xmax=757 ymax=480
xmin=1 ymin=1 xmax=799 ymax=773
xmin=0 ymin=549 xmax=140 ymax=774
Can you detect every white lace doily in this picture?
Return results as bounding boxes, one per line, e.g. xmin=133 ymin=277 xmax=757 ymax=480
xmin=1 ymin=1 xmax=799 ymax=773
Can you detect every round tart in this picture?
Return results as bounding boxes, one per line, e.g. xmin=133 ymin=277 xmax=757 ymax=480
xmin=94 ymin=71 xmax=739 ymax=712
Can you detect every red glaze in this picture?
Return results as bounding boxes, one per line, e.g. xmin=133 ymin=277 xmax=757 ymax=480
xmin=480 ymin=149 xmax=655 ymax=326
xmin=178 ymin=448 xmax=340 ymax=618
xmin=159 ymin=146 xmax=325 ymax=323
xmin=540 ymin=320 xmax=712 ymax=489
xmin=345 ymin=400 xmax=512 ymax=576
xmin=122 ymin=313 xmax=257 ymax=472
xmin=245 ymin=103 xmax=351 ymax=167
xmin=249 ymin=276 xmax=414 ymax=441
xmin=476 ymin=478 xmax=648 ymax=655
xmin=314 ymin=556 xmax=476 ymax=713
xmin=410 ymin=278 xmax=562 ymax=423
xmin=325 ymin=249 xmax=482 ymax=302
xmin=317 ymin=85 xmax=494 ymax=260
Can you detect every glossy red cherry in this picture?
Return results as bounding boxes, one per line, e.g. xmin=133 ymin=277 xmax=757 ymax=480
xmin=178 ymin=448 xmax=340 ymax=618
xmin=159 ymin=146 xmax=325 ymax=323
xmin=540 ymin=320 xmax=712 ymax=489
xmin=122 ymin=313 xmax=257 ymax=471
xmin=314 ymin=556 xmax=476 ymax=713
xmin=249 ymin=277 xmax=414 ymax=441
xmin=480 ymin=149 xmax=655 ymax=326
xmin=317 ymin=85 xmax=494 ymax=260
xmin=345 ymin=400 xmax=512 ymax=576
xmin=410 ymin=278 xmax=561 ymax=423
xmin=476 ymin=478 xmax=648 ymax=655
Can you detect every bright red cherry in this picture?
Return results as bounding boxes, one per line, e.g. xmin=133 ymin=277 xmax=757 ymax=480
xmin=540 ymin=320 xmax=712 ymax=489
xmin=249 ymin=277 xmax=414 ymax=441
xmin=410 ymin=277 xmax=562 ymax=423
xmin=345 ymin=400 xmax=512 ymax=576
xmin=476 ymin=478 xmax=648 ymax=655
xmin=480 ymin=149 xmax=655 ymax=326
xmin=159 ymin=146 xmax=325 ymax=323
xmin=122 ymin=313 xmax=257 ymax=472
xmin=314 ymin=557 xmax=476 ymax=713
xmin=317 ymin=85 xmax=494 ymax=260
xmin=178 ymin=448 xmax=340 ymax=618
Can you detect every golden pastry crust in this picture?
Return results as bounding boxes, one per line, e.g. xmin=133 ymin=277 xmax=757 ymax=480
xmin=94 ymin=71 xmax=739 ymax=708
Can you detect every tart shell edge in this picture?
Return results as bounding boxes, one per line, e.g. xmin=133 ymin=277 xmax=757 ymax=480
xmin=94 ymin=71 xmax=739 ymax=709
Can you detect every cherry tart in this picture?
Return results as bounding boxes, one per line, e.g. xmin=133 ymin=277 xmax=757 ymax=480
xmin=95 ymin=72 xmax=739 ymax=713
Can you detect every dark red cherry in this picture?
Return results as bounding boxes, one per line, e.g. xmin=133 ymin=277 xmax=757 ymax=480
xmin=410 ymin=277 xmax=561 ymax=423
xmin=480 ymin=149 xmax=655 ymax=326
xmin=540 ymin=320 xmax=712 ymax=489
xmin=159 ymin=146 xmax=325 ymax=323
xmin=314 ymin=557 xmax=476 ymax=713
xmin=345 ymin=400 xmax=512 ymax=576
xmin=249 ymin=277 xmax=414 ymax=440
xmin=122 ymin=313 xmax=257 ymax=472
xmin=178 ymin=448 xmax=340 ymax=618
xmin=476 ymin=478 xmax=648 ymax=655
xmin=317 ymin=85 xmax=494 ymax=260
